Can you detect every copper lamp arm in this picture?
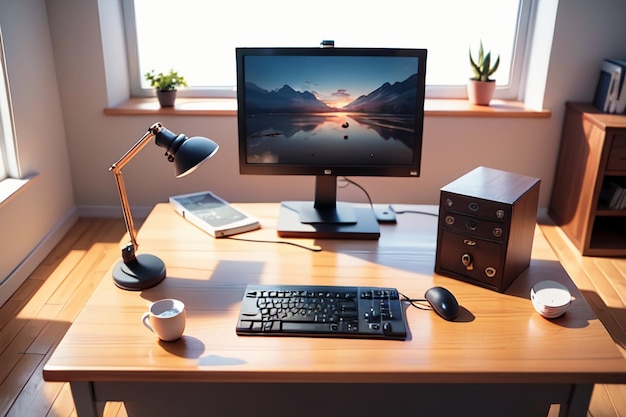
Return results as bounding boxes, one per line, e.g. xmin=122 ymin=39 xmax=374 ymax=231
xmin=108 ymin=122 xmax=163 ymax=260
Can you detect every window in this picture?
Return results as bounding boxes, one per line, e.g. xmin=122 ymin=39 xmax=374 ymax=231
xmin=123 ymin=0 xmax=533 ymax=100
xmin=0 ymin=26 xmax=19 ymax=182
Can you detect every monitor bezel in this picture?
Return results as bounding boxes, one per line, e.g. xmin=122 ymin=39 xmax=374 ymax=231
xmin=236 ymin=47 xmax=427 ymax=178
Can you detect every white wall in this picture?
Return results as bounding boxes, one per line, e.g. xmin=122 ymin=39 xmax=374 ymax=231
xmin=0 ymin=0 xmax=76 ymax=305
xmin=47 ymin=0 xmax=626 ymax=215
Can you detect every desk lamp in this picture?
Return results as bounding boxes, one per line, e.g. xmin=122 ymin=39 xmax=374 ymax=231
xmin=109 ymin=122 xmax=219 ymax=290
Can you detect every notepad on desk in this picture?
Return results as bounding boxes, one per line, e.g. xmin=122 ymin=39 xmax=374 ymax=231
xmin=169 ymin=191 xmax=260 ymax=237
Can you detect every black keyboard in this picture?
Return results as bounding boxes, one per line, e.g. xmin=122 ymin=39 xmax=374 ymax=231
xmin=236 ymin=285 xmax=407 ymax=340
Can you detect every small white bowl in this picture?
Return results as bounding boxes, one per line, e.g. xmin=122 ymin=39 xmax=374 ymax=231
xmin=530 ymin=280 xmax=572 ymax=319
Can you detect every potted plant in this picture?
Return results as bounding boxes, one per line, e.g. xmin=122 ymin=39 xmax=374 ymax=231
xmin=467 ymin=41 xmax=500 ymax=106
xmin=144 ymin=69 xmax=188 ymax=107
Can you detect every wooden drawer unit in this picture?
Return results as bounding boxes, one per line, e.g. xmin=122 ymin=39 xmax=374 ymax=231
xmin=549 ymin=102 xmax=626 ymax=256
xmin=435 ymin=166 xmax=541 ymax=292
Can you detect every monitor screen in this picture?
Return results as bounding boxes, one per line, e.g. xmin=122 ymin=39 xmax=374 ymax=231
xmin=236 ymin=47 xmax=427 ymax=239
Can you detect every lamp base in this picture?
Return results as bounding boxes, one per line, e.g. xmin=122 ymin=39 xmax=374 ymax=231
xmin=112 ymin=253 xmax=166 ymax=290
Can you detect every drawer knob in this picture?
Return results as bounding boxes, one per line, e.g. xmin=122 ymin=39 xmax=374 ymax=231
xmin=461 ymin=253 xmax=474 ymax=271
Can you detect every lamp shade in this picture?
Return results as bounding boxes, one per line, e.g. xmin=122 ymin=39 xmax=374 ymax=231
xmin=154 ymin=127 xmax=219 ymax=177
xmin=173 ymin=136 xmax=219 ymax=177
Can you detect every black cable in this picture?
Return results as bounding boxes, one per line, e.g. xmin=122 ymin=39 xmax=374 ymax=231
xmin=264 ymin=177 xmax=436 ymax=251
xmin=226 ymin=236 xmax=322 ymax=252
xmin=390 ymin=205 xmax=439 ymax=217
xmin=338 ymin=176 xmax=374 ymax=208
xmin=399 ymin=292 xmax=432 ymax=311
xmin=339 ymin=177 xmax=439 ymax=218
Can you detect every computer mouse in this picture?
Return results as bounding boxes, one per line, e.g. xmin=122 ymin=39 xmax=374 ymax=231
xmin=425 ymin=286 xmax=459 ymax=321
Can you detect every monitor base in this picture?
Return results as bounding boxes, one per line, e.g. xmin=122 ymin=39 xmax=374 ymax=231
xmin=298 ymin=201 xmax=357 ymax=224
xmin=277 ymin=201 xmax=380 ymax=239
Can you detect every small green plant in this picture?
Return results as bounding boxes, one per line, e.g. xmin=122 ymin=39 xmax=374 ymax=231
xmin=469 ymin=41 xmax=500 ymax=82
xmin=144 ymin=69 xmax=188 ymax=92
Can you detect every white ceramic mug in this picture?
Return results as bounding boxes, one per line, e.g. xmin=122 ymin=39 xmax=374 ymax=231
xmin=142 ymin=299 xmax=186 ymax=342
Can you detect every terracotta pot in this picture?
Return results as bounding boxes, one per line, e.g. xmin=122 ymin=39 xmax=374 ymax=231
xmin=156 ymin=90 xmax=177 ymax=107
xmin=467 ymin=79 xmax=496 ymax=106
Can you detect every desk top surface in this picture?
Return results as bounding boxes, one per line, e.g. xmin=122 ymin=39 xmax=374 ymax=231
xmin=44 ymin=203 xmax=626 ymax=384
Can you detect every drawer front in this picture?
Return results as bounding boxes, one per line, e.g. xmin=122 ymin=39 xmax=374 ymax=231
xmin=440 ymin=192 xmax=512 ymax=223
xmin=607 ymin=134 xmax=626 ymax=171
xmin=436 ymin=230 xmax=504 ymax=289
xmin=439 ymin=211 xmax=508 ymax=242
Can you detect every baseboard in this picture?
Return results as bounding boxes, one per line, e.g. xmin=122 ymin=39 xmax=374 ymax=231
xmin=0 ymin=207 xmax=79 ymax=307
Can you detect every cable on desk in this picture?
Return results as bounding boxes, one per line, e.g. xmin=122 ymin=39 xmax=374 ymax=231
xmin=390 ymin=205 xmax=439 ymax=217
xmin=243 ymin=178 xmax=437 ymax=252
xmin=400 ymin=292 xmax=432 ymax=311
xmin=226 ymin=236 xmax=322 ymax=252
xmin=339 ymin=177 xmax=440 ymax=218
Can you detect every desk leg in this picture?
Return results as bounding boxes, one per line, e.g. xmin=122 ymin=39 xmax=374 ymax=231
xmin=559 ymin=384 xmax=593 ymax=417
xmin=70 ymin=382 xmax=105 ymax=417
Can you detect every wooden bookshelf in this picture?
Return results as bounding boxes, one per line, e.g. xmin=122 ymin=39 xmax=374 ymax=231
xmin=549 ymin=102 xmax=626 ymax=256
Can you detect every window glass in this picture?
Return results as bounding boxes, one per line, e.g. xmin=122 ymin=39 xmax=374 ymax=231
xmin=0 ymin=27 xmax=18 ymax=181
xmin=124 ymin=0 xmax=531 ymax=99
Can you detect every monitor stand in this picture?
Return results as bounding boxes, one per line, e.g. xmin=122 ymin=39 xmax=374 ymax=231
xmin=276 ymin=176 xmax=380 ymax=239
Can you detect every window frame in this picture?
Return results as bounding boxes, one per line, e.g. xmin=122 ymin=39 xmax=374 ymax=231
xmin=122 ymin=0 xmax=535 ymax=101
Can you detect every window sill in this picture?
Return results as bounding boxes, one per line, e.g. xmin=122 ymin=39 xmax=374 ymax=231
xmin=104 ymin=98 xmax=551 ymax=118
xmin=0 ymin=174 xmax=38 ymax=208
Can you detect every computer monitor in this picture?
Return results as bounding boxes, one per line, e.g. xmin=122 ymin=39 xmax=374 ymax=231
xmin=236 ymin=47 xmax=427 ymax=239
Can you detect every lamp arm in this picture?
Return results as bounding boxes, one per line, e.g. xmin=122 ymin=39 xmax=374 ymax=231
xmin=109 ymin=122 xmax=163 ymax=263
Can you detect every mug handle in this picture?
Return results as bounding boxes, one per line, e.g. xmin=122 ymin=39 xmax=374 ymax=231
xmin=142 ymin=312 xmax=154 ymax=334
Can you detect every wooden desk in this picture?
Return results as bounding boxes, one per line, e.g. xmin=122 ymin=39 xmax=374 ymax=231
xmin=43 ymin=203 xmax=626 ymax=417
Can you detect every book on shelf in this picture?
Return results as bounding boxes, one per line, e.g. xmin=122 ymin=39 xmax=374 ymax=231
xmin=600 ymin=181 xmax=626 ymax=210
xmin=594 ymin=58 xmax=626 ymax=114
xmin=608 ymin=58 xmax=626 ymax=114
xmin=169 ymin=191 xmax=260 ymax=237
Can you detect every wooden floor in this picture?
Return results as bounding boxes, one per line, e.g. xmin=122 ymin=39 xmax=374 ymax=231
xmin=0 ymin=218 xmax=130 ymax=417
xmin=0 ymin=216 xmax=624 ymax=416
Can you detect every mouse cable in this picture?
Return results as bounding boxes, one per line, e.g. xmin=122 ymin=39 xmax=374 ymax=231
xmin=226 ymin=236 xmax=322 ymax=252
xmin=399 ymin=292 xmax=432 ymax=311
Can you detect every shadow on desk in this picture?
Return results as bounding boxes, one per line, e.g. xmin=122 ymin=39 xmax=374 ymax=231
xmin=504 ymin=259 xmax=596 ymax=330
xmin=580 ymin=290 xmax=626 ymax=350
xmin=158 ymin=336 xmax=205 ymax=359
xmin=139 ymin=260 xmax=264 ymax=309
